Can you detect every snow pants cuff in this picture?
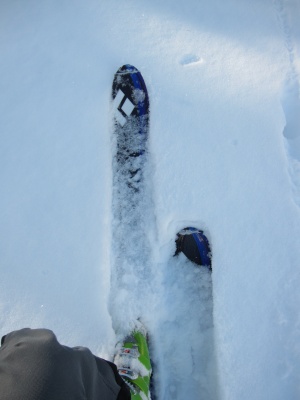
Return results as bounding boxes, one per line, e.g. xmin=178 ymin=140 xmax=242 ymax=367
xmin=0 ymin=328 xmax=130 ymax=400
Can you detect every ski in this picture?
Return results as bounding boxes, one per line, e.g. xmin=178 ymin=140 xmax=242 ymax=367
xmin=157 ymin=227 xmax=216 ymax=399
xmin=110 ymin=64 xmax=152 ymax=400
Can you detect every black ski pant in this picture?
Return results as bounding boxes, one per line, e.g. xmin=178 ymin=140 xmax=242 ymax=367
xmin=0 ymin=328 xmax=130 ymax=400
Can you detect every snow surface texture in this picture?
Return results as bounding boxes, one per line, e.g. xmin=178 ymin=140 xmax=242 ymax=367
xmin=0 ymin=1 xmax=300 ymax=399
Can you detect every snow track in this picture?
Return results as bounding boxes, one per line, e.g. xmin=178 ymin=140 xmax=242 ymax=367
xmin=274 ymin=0 xmax=300 ymax=207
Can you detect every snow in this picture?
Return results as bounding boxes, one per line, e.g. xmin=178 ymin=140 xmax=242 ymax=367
xmin=0 ymin=0 xmax=300 ymax=399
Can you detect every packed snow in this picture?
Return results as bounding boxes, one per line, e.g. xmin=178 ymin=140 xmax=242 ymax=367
xmin=1 ymin=1 xmax=300 ymax=399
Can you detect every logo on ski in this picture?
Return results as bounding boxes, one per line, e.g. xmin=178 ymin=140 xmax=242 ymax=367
xmin=113 ymin=89 xmax=135 ymax=127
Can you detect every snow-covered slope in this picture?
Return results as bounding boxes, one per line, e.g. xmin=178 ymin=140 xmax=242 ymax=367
xmin=1 ymin=1 xmax=300 ymax=399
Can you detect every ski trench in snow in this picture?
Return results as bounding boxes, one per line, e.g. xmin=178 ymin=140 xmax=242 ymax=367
xmin=274 ymin=0 xmax=300 ymax=207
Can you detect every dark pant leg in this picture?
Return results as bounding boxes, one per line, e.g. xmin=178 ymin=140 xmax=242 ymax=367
xmin=99 ymin=360 xmax=131 ymax=400
xmin=0 ymin=328 xmax=129 ymax=400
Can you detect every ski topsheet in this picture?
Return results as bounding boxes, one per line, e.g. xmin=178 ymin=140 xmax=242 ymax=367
xmin=112 ymin=64 xmax=149 ymax=184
